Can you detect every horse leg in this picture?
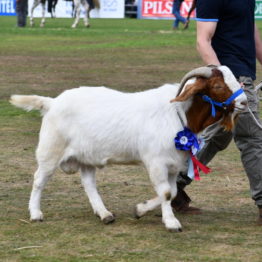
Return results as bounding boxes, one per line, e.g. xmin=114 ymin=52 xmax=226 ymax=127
xmin=30 ymin=0 xmax=40 ymax=26
xmin=72 ymin=0 xmax=81 ymax=28
xmin=40 ymin=2 xmax=46 ymax=27
xmin=82 ymin=2 xmax=90 ymax=27
xmin=51 ymin=0 xmax=58 ymax=18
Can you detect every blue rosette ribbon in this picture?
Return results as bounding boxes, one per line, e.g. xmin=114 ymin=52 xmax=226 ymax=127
xmin=174 ymin=127 xmax=210 ymax=180
xmin=175 ymin=127 xmax=199 ymax=152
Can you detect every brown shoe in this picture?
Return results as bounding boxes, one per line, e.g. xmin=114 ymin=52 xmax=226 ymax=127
xmin=171 ymin=187 xmax=202 ymax=215
xmin=176 ymin=204 xmax=202 ymax=215
xmin=257 ymin=207 xmax=262 ymax=226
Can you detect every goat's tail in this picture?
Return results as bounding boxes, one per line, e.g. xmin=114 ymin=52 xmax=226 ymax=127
xmin=10 ymin=95 xmax=53 ymax=115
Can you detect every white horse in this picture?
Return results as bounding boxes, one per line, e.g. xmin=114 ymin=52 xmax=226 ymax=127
xmin=30 ymin=0 xmax=58 ymax=27
xmin=71 ymin=0 xmax=100 ymax=28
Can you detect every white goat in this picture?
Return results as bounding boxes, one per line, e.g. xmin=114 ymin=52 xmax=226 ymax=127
xmin=10 ymin=66 xmax=247 ymax=232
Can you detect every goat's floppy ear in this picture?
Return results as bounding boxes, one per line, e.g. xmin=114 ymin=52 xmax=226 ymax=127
xmin=170 ymin=79 xmax=207 ymax=103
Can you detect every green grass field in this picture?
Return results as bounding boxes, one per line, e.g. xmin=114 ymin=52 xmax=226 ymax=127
xmin=1 ymin=16 xmax=262 ymax=262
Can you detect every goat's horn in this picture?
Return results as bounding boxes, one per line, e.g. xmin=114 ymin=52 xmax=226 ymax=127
xmin=177 ymin=66 xmax=218 ymax=96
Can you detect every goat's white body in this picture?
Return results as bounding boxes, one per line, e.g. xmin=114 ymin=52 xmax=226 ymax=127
xmin=10 ymin=65 xmax=247 ymax=231
xmin=11 ymin=84 xmax=190 ymax=231
xmin=49 ymin=85 xmax=187 ymax=169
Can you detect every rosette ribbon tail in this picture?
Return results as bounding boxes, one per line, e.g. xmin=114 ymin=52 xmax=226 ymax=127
xmin=190 ymin=152 xmax=211 ymax=180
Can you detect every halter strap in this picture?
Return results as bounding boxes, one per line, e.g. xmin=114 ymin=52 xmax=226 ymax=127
xmin=199 ymin=88 xmax=244 ymax=117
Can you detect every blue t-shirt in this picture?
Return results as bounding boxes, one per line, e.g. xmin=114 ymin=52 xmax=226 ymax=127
xmin=196 ymin=0 xmax=256 ymax=79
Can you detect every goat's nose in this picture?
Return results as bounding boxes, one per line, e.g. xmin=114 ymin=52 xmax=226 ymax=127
xmin=241 ymin=101 xmax=248 ymax=107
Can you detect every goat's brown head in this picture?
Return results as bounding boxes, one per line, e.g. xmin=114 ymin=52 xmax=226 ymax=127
xmin=171 ymin=66 xmax=247 ymax=133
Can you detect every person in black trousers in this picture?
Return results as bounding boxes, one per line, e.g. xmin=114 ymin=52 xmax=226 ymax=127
xmin=16 ymin=0 xmax=28 ymax=27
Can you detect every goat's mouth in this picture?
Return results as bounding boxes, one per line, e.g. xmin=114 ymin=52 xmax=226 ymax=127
xmin=234 ymin=105 xmax=247 ymax=112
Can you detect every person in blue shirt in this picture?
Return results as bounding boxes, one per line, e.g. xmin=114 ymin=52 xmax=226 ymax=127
xmin=172 ymin=0 xmax=189 ymax=30
xmin=172 ymin=0 xmax=262 ymax=225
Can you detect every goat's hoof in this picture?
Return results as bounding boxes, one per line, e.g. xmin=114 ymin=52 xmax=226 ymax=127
xmin=30 ymin=210 xmax=43 ymax=221
xmin=168 ymin=227 xmax=183 ymax=233
xmin=30 ymin=218 xmax=44 ymax=222
xmin=133 ymin=206 xmax=143 ymax=219
xmin=164 ymin=218 xmax=182 ymax=232
xmin=102 ymin=214 xmax=115 ymax=224
xmin=134 ymin=204 xmax=147 ymax=219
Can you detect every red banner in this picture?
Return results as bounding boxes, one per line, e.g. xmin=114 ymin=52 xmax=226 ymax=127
xmin=139 ymin=0 xmax=195 ymax=19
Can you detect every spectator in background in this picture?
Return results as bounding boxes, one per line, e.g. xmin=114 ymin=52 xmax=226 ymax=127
xmin=16 ymin=0 xmax=28 ymax=27
xmin=172 ymin=0 xmax=189 ymax=30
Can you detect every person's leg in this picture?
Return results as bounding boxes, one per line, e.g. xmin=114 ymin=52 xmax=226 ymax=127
xmin=234 ymin=77 xmax=262 ymax=225
xmin=21 ymin=0 xmax=28 ymax=27
xmin=16 ymin=1 xmax=24 ymax=27
xmin=173 ymin=8 xmax=180 ymax=28
xmin=172 ymin=2 xmax=186 ymax=29
xmin=173 ymin=13 xmax=179 ymax=28
xmin=173 ymin=10 xmax=187 ymax=28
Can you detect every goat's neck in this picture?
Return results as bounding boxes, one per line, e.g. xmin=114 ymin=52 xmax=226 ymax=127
xmin=186 ymin=96 xmax=223 ymax=134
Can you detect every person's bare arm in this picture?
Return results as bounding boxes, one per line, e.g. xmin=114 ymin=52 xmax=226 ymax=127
xmin=196 ymin=21 xmax=220 ymax=65
xmin=255 ymin=24 xmax=262 ymax=65
xmin=186 ymin=0 xmax=196 ymax=20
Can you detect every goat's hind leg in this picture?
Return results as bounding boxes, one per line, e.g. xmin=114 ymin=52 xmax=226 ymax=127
xmin=29 ymin=126 xmax=65 ymax=221
xmin=80 ymin=165 xmax=115 ymax=224
xmin=29 ymin=164 xmax=56 ymax=221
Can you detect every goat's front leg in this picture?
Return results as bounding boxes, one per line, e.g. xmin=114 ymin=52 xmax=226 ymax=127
xmin=148 ymin=165 xmax=182 ymax=232
xmin=135 ymin=196 xmax=162 ymax=218
xmin=135 ymin=173 xmax=178 ymax=218
xmin=80 ymin=165 xmax=115 ymax=224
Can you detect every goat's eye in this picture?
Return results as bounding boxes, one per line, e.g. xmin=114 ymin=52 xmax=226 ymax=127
xmin=213 ymin=84 xmax=223 ymax=90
